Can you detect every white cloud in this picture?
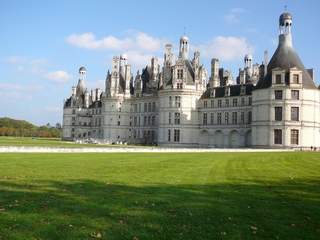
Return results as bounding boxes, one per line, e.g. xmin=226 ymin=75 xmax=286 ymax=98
xmin=66 ymin=31 xmax=165 ymax=53
xmin=224 ymin=8 xmax=245 ymax=24
xmin=197 ymin=36 xmax=254 ymax=61
xmin=4 ymin=56 xmax=71 ymax=84
xmin=0 ymin=83 xmax=43 ymax=100
xmin=45 ymin=70 xmax=72 ymax=83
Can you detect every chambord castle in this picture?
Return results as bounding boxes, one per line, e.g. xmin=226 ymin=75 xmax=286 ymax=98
xmin=63 ymin=12 xmax=320 ymax=148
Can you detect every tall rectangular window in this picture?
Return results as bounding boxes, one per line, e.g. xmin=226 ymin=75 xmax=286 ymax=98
xmin=148 ymin=102 xmax=152 ymax=112
xmin=177 ymin=69 xmax=183 ymax=79
xmin=210 ymin=113 xmax=214 ymax=125
xmin=275 ymin=74 xmax=282 ymax=84
xmin=211 ymin=100 xmax=214 ymax=108
xmin=274 ymin=129 xmax=282 ymax=144
xmin=175 ymin=96 xmax=181 ymax=108
xmin=292 ymin=74 xmax=299 ymax=84
xmin=152 ymin=102 xmax=156 ymax=112
xmin=225 ymin=99 xmax=229 ymax=107
xmin=233 ymin=98 xmax=238 ymax=107
xmin=203 ymin=113 xmax=207 ymax=125
xmin=204 ymin=101 xmax=208 ymax=108
xmin=232 ymin=112 xmax=237 ymax=124
xmin=241 ymin=97 xmax=245 ymax=106
xmin=144 ymin=103 xmax=148 ymax=112
xmin=291 ymin=107 xmax=299 ymax=121
xmin=248 ymin=97 xmax=252 ymax=106
xmin=218 ymin=100 xmax=222 ymax=108
xmin=168 ymin=129 xmax=171 ymax=141
xmin=248 ymin=111 xmax=252 ymax=124
xmin=275 ymin=107 xmax=282 ymax=121
xmin=275 ymin=90 xmax=283 ymax=100
xmin=291 ymin=129 xmax=299 ymax=145
xmin=169 ymin=96 xmax=172 ymax=107
xmin=291 ymin=90 xmax=299 ymax=100
xmin=174 ymin=129 xmax=180 ymax=142
xmin=225 ymin=112 xmax=229 ymax=125
xmin=240 ymin=112 xmax=244 ymax=124
xmin=168 ymin=112 xmax=172 ymax=124
xmin=174 ymin=112 xmax=180 ymax=125
xmin=217 ymin=113 xmax=222 ymax=124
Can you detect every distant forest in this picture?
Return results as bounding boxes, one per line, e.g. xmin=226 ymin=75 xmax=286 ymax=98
xmin=0 ymin=117 xmax=61 ymax=138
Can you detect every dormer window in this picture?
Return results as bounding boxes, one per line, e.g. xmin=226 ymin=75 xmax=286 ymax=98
xmin=177 ymin=69 xmax=183 ymax=79
xmin=210 ymin=89 xmax=215 ymax=98
xmin=240 ymin=86 xmax=246 ymax=95
xmin=292 ymin=74 xmax=299 ymax=84
xmin=275 ymin=74 xmax=282 ymax=84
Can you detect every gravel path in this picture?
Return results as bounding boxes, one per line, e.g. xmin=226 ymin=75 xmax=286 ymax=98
xmin=0 ymin=146 xmax=295 ymax=153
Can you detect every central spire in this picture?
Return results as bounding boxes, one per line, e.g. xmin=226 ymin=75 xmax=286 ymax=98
xmin=179 ymin=35 xmax=189 ymax=59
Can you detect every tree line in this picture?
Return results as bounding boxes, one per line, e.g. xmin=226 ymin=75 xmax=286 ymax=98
xmin=0 ymin=117 xmax=61 ymax=138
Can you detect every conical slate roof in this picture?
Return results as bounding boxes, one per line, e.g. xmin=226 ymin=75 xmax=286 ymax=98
xmin=256 ymin=34 xmax=316 ymax=89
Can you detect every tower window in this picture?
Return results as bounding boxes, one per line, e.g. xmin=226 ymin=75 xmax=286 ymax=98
xmin=175 ymin=96 xmax=181 ymax=108
xmin=275 ymin=107 xmax=282 ymax=121
xmin=275 ymin=74 xmax=282 ymax=84
xmin=292 ymin=74 xmax=299 ymax=84
xmin=275 ymin=90 xmax=283 ymax=100
xmin=168 ymin=112 xmax=172 ymax=124
xmin=291 ymin=90 xmax=299 ymax=100
xmin=225 ymin=112 xmax=229 ymax=125
xmin=174 ymin=112 xmax=181 ymax=125
xmin=210 ymin=113 xmax=214 ymax=125
xmin=291 ymin=129 xmax=299 ymax=145
xmin=233 ymin=98 xmax=238 ymax=107
xmin=274 ymin=129 xmax=282 ymax=144
xmin=217 ymin=113 xmax=222 ymax=125
xmin=204 ymin=101 xmax=208 ymax=108
xmin=291 ymin=107 xmax=299 ymax=121
xmin=168 ymin=129 xmax=171 ymax=142
xmin=203 ymin=113 xmax=207 ymax=125
xmin=177 ymin=69 xmax=183 ymax=79
xmin=174 ymin=129 xmax=180 ymax=142
xmin=232 ymin=112 xmax=237 ymax=124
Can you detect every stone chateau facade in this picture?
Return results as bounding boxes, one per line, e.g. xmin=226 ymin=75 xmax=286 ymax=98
xmin=63 ymin=12 xmax=320 ymax=148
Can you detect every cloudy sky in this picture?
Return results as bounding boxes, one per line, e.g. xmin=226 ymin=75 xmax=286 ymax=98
xmin=1 ymin=0 xmax=319 ymax=125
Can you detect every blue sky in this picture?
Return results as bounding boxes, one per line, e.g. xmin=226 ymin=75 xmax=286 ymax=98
xmin=1 ymin=0 xmax=319 ymax=125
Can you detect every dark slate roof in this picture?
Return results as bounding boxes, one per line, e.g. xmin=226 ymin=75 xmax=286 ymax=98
xmin=201 ymin=84 xmax=253 ymax=99
xmin=255 ymin=34 xmax=316 ymax=89
xmin=64 ymin=97 xmax=72 ymax=107
xmin=89 ymin=100 xmax=102 ymax=108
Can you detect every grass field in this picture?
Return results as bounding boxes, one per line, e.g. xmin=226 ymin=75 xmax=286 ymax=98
xmin=0 ymin=152 xmax=319 ymax=239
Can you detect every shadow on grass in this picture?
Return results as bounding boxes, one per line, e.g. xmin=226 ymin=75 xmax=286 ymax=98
xmin=0 ymin=178 xmax=319 ymax=240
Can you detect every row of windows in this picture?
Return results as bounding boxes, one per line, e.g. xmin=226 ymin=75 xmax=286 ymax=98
xmin=168 ymin=112 xmax=181 ymax=125
xmin=133 ymin=102 xmax=156 ymax=113
xmin=274 ymin=129 xmax=299 ymax=145
xmin=168 ymin=129 xmax=180 ymax=142
xmin=133 ymin=115 xmax=156 ymax=126
xmin=203 ymin=97 xmax=252 ymax=109
xmin=169 ymin=96 xmax=181 ymax=108
xmin=274 ymin=90 xmax=300 ymax=100
xmin=275 ymin=73 xmax=300 ymax=85
xmin=202 ymin=111 xmax=252 ymax=125
xmin=274 ymin=107 xmax=299 ymax=121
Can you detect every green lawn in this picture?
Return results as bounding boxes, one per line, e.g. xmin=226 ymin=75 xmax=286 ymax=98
xmin=0 ymin=137 xmax=141 ymax=148
xmin=0 ymin=152 xmax=319 ymax=240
